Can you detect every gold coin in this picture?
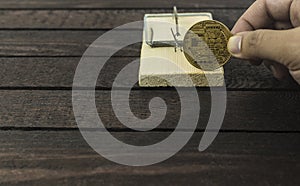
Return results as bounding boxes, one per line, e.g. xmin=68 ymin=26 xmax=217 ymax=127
xmin=183 ymin=20 xmax=233 ymax=70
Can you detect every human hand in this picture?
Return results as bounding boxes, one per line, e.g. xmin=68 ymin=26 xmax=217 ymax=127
xmin=227 ymin=0 xmax=300 ymax=84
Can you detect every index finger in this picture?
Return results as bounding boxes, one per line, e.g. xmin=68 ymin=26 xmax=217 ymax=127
xmin=232 ymin=0 xmax=293 ymax=34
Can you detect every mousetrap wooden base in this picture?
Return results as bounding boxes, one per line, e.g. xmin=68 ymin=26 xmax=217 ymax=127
xmin=138 ymin=11 xmax=225 ymax=87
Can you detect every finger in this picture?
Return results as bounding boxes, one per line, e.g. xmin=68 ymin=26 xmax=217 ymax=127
xmin=290 ymin=0 xmax=300 ymax=27
xmin=227 ymin=28 xmax=300 ymax=67
xmin=264 ymin=60 xmax=290 ymax=80
xmin=289 ymin=70 xmax=300 ymax=84
xmin=274 ymin=21 xmax=293 ymax=30
xmin=232 ymin=0 xmax=273 ymax=34
xmin=232 ymin=0 xmax=292 ymax=34
xmin=265 ymin=0 xmax=292 ymax=21
xmin=272 ymin=63 xmax=290 ymax=80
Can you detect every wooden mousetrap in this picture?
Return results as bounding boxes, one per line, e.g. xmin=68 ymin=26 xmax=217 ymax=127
xmin=139 ymin=7 xmax=225 ymax=87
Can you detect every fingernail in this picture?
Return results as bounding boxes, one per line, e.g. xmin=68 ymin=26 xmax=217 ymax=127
xmin=228 ymin=35 xmax=242 ymax=55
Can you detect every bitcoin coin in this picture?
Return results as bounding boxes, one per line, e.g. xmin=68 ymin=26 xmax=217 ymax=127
xmin=183 ymin=20 xmax=233 ymax=70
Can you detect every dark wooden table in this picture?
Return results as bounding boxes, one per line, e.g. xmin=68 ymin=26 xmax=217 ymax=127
xmin=0 ymin=0 xmax=299 ymax=185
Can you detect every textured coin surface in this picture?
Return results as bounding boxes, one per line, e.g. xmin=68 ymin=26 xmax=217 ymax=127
xmin=183 ymin=20 xmax=233 ymax=70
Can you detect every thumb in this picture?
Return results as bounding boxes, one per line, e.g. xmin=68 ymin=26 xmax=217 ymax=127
xmin=227 ymin=29 xmax=296 ymax=67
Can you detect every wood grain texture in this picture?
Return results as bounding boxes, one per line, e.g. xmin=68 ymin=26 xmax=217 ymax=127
xmin=0 ymin=0 xmax=254 ymax=9
xmin=0 ymin=57 xmax=298 ymax=89
xmin=0 ymin=9 xmax=244 ymax=29
xmin=0 ymin=1 xmax=298 ymax=185
xmin=0 ymin=30 xmax=108 ymax=57
xmin=0 ymin=90 xmax=299 ymax=131
xmin=0 ymin=130 xmax=299 ymax=185
xmin=0 ymin=30 xmax=144 ymax=57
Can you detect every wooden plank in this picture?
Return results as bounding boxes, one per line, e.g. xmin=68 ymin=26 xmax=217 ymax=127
xmin=0 ymin=30 xmax=110 ymax=57
xmin=0 ymin=0 xmax=254 ymax=9
xmin=0 ymin=9 xmax=244 ymax=29
xmin=0 ymin=130 xmax=299 ymax=185
xmin=0 ymin=57 xmax=298 ymax=89
xmin=0 ymin=30 xmax=142 ymax=57
xmin=0 ymin=90 xmax=299 ymax=131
